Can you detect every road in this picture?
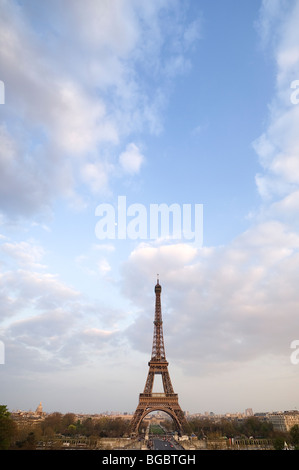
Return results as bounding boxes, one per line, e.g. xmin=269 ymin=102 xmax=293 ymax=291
xmin=152 ymin=437 xmax=183 ymax=450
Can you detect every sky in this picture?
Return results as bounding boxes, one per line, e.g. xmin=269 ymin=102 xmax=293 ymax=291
xmin=1 ymin=0 xmax=299 ymax=416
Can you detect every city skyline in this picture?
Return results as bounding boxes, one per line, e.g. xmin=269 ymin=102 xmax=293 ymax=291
xmin=1 ymin=0 xmax=299 ymax=416
xmin=8 ymin=399 xmax=294 ymax=419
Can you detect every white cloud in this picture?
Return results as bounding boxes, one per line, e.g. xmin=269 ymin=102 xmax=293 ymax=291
xmin=50 ymin=81 xmax=119 ymax=155
xmin=255 ymin=0 xmax=287 ymax=48
xmin=253 ymin=0 xmax=299 ymax=203
xmin=0 ymin=232 xmax=127 ymax=377
xmin=121 ymin=218 xmax=299 ymax=377
xmin=0 ymin=265 xmax=124 ymax=371
xmin=98 ymin=258 xmax=112 ymax=275
xmin=92 ymin=243 xmax=115 ymax=253
xmin=119 ymin=143 xmax=145 ymax=175
xmin=81 ymin=161 xmax=112 ymax=195
xmin=1 ymin=240 xmax=46 ymax=270
xmin=0 ymin=0 xmax=201 ymax=219
xmin=271 ymin=189 xmax=299 ymax=216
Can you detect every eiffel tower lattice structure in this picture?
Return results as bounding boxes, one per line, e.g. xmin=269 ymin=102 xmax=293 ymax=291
xmin=129 ymin=278 xmax=189 ymax=435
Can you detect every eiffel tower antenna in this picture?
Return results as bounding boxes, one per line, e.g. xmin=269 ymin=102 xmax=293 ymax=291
xmin=129 ymin=278 xmax=188 ymax=435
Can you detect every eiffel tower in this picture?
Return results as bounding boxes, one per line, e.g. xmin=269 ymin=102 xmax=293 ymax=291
xmin=129 ymin=277 xmax=188 ymax=435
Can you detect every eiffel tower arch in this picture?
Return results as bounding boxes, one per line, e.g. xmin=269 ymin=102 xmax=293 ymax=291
xmin=129 ymin=278 xmax=189 ymax=435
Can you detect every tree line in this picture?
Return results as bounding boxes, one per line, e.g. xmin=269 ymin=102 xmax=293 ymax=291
xmin=39 ymin=412 xmax=129 ymax=438
xmin=0 ymin=405 xmax=130 ymax=449
xmin=188 ymin=416 xmax=299 ymax=450
xmin=1 ymin=405 xmax=299 ymax=450
xmin=188 ymin=416 xmax=274 ymax=439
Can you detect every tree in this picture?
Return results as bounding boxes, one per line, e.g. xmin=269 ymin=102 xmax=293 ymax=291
xmin=220 ymin=419 xmax=235 ymax=438
xmin=273 ymin=436 xmax=285 ymax=450
xmin=0 ymin=405 xmax=17 ymax=450
xmin=15 ymin=431 xmax=37 ymax=450
xmin=289 ymin=424 xmax=299 ymax=450
xmin=40 ymin=412 xmax=63 ymax=437
xmin=67 ymin=424 xmax=77 ymax=436
xmin=62 ymin=413 xmax=76 ymax=433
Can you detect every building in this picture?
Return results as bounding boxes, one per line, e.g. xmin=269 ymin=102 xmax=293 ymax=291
xmin=36 ymin=402 xmax=43 ymax=416
xmin=268 ymin=411 xmax=299 ymax=432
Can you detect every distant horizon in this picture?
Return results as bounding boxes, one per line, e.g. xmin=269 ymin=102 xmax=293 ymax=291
xmin=9 ymin=403 xmax=298 ymax=417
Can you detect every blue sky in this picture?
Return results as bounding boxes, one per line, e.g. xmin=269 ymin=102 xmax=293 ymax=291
xmin=1 ymin=0 xmax=299 ymax=416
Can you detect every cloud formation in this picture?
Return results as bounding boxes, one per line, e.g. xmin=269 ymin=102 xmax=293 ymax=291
xmin=0 ymin=0 xmax=200 ymax=219
xmin=1 ymin=0 xmax=299 ymax=414
xmin=123 ymin=220 xmax=299 ymax=372
xmin=254 ymin=0 xmax=299 ymax=203
xmin=119 ymin=143 xmax=145 ymax=175
xmin=121 ymin=0 xmax=299 ymax=383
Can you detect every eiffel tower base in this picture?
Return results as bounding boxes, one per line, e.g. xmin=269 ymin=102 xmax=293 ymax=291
xmin=129 ymin=392 xmax=188 ymax=436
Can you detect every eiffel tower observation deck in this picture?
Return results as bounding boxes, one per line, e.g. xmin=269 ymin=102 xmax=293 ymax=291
xmin=129 ymin=278 xmax=188 ymax=435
